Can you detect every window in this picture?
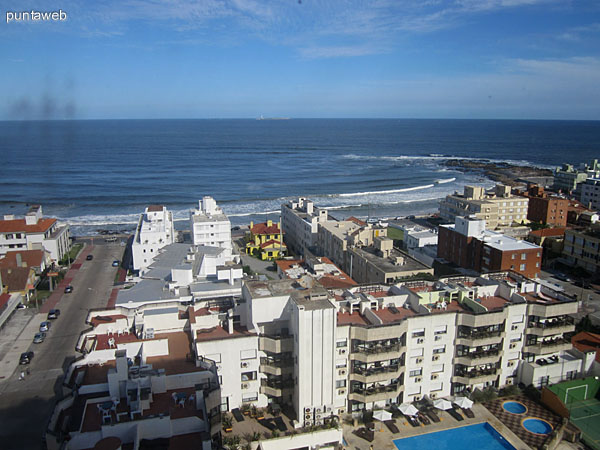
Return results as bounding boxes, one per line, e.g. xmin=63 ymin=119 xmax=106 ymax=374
xmin=520 ymin=264 xmax=526 ymax=271
xmin=409 ymin=369 xmax=422 ymax=377
xmin=336 ymin=379 xmax=347 ymax=388
xmin=336 ymin=360 xmax=347 ymax=368
xmin=240 ymin=349 xmax=257 ymax=360
xmin=433 ymin=346 xmax=445 ymax=354
xmin=511 ymin=254 xmax=516 ymax=260
xmin=434 ymin=325 xmax=447 ymax=335
xmin=521 ymin=253 xmax=527 ymax=260
xmin=336 ymin=339 xmax=347 ymax=348
xmin=242 ymin=393 xmax=258 ymax=402
xmin=412 ymin=329 xmax=425 ymax=338
xmin=241 ymin=371 xmax=257 ymax=381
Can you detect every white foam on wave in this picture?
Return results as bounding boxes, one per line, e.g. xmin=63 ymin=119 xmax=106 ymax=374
xmin=435 ymin=177 xmax=456 ymax=184
xmin=337 ymin=184 xmax=435 ymax=197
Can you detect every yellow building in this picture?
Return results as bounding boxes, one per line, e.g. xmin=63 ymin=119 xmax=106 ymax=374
xmin=245 ymin=220 xmax=287 ymax=260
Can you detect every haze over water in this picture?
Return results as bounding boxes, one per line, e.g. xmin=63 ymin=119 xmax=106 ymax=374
xmin=1 ymin=119 xmax=599 ymax=235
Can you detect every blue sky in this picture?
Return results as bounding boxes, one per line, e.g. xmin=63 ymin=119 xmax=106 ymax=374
xmin=1 ymin=0 xmax=600 ymax=119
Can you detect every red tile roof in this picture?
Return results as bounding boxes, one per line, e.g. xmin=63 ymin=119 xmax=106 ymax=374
xmin=251 ymin=222 xmax=281 ymax=235
xmin=196 ymin=325 xmax=255 ymax=342
xmin=337 ymin=311 xmax=369 ymax=326
xmin=529 ymin=228 xmax=566 ymax=238
xmin=89 ymin=314 xmax=128 ymax=327
xmin=0 ymin=217 xmax=56 ymax=233
xmin=572 ymin=331 xmax=600 ymax=362
xmin=275 ymin=259 xmax=304 ymax=273
xmin=346 ymin=216 xmax=367 ymax=226
xmin=259 ymin=239 xmax=286 ymax=249
xmin=147 ymin=205 xmax=165 ymax=212
xmin=0 ymin=293 xmax=11 ymax=309
xmin=372 ymin=306 xmax=416 ymax=324
xmin=0 ymin=267 xmax=32 ymax=292
xmin=0 ymin=250 xmax=45 ymax=269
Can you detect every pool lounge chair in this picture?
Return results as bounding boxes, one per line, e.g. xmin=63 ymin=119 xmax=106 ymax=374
xmin=423 ymin=407 xmax=440 ymax=423
xmin=447 ymin=409 xmax=464 ymax=421
xmin=404 ymin=414 xmax=420 ymax=427
xmin=232 ymin=408 xmax=245 ymax=422
xmin=417 ymin=412 xmax=431 ymax=425
xmin=353 ymin=427 xmax=375 ymax=442
xmin=459 ymin=406 xmax=475 ymax=418
xmin=384 ymin=419 xmax=400 ymax=434
xmin=274 ymin=416 xmax=287 ymax=432
xmin=258 ymin=418 xmax=276 ymax=431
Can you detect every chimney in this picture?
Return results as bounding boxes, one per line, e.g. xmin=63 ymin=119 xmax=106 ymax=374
xmin=16 ymin=253 xmax=22 ymax=268
xmin=227 ymin=309 xmax=234 ymax=334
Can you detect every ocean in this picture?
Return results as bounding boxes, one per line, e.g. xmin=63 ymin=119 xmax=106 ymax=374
xmin=1 ymin=119 xmax=599 ymax=235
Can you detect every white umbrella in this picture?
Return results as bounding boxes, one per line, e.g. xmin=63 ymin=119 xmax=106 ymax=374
xmin=433 ymin=399 xmax=453 ymax=410
xmin=399 ymin=403 xmax=419 ymax=416
xmin=373 ymin=410 xmax=392 ymax=422
xmin=454 ymin=397 xmax=473 ymax=409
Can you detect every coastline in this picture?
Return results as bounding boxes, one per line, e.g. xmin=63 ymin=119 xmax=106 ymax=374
xmin=444 ymin=159 xmax=553 ymax=186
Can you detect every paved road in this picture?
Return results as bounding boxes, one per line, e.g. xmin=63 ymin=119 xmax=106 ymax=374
xmin=0 ymin=242 xmax=125 ymax=450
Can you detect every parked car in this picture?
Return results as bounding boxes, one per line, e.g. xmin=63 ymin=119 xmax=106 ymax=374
xmin=19 ymin=351 xmax=34 ymax=364
xmin=86 ymin=254 xmax=94 ymax=260
xmin=16 ymin=303 xmax=27 ymax=309
xmin=39 ymin=321 xmax=51 ymax=332
xmin=33 ymin=332 xmax=46 ymax=344
xmin=112 ymin=260 xmax=120 ymax=267
xmin=47 ymin=309 xmax=61 ymax=320
xmin=105 ymin=236 xmax=117 ymax=242
xmin=554 ymin=272 xmax=572 ymax=282
xmin=64 ymin=285 xmax=73 ymax=293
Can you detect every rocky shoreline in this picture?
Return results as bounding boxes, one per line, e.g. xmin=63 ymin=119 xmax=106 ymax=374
xmin=444 ymin=159 xmax=553 ymax=186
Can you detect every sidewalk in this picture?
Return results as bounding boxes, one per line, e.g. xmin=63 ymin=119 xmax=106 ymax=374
xmin=0 ymin=312 xmax=46 ymax=383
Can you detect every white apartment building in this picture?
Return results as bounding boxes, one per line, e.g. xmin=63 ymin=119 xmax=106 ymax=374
xmin=0 ymin=205 xmax=70 ymax=263
xmin=190 ymin=196 xmax=232 ymax=258
xmin=580 ymin=177 xmax=600 ymax=211
xmin=440 ymin=185 xmax=529 ymax=229
xmin=131 ymin=205 xmax=175 ymax=272
xmin=281 ymin=198 xmax=329 ymax=256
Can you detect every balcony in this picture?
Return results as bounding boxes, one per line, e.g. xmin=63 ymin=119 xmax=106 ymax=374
xmin=527 ymin=318 xmax=575 ymax=337
xmin=454 ymin=349 xmax=503 ymax=366
xmin=350 ymin=365 xmax=401 ymax=384
xmin=453 ymin=368 xmax=498 ymax=385
xmin=260 ymin=379 xmax=294 ymax=398
xmin=524 ymin=337 xmax=571 ymax=355
xmin=259 ymin=357 xmax=293 ymax=376
xmin=259 ymin=335 xmax=294 ymax=353
xmin=350 ymin=344 xmax=402 ymax=363
xmin=348 ymin=383 xmax=401 ymax=403
xmin=456 ymin=330 xmax=503 ymax=347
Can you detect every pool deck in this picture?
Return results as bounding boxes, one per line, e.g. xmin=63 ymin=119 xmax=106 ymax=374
xmin=342 ymin=403 xmax=530 ymax=450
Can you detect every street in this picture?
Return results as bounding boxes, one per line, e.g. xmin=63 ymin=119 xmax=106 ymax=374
xmin=0 ymin=241 xmax=125 ymax=450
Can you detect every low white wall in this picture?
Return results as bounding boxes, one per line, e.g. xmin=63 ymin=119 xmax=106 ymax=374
xmin=258 ymin=428 xmax=342 ymax=450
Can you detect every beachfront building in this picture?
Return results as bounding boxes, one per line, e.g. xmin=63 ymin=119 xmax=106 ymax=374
xmin=519 ymin=185 xmax=569 ymax=227
xmin=553 ymin=159 xmax=600 ymax=196
xmin=580 ymin=177 xmax=600 ymax=211
xmin=438 ymin=216 xmax=542 ymax=279
xmin=131 ymin=205 xmax=176 ymax=272
xmin=245 ymin=220 xmax=286 ymax=260
xmin=561 ymin=226 xmax=600 ymax=275
xmin=281 ymin=198 xmax=329 ymax=256
xmin=439 ymin=185 xmax=529 ymax=229
xmin=190 ymin=196 xmax=232 ymax=258
xmin=117 ymin=243 xmax=242 ymax=309
xmin=0 ymin=205 xmax=70 ymax=263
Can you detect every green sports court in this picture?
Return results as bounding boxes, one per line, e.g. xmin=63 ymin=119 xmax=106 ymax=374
xmin=549 ymin=377 xmax=600 ymax=450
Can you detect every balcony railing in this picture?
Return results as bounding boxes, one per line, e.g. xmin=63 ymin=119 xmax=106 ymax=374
xmin=352 ymin=365 xmax=400 ymax=377
xmin=352 ymin=344 xmax=400 ymax=355
xmin=454 ymin=367 xmax=498 ymax=379
xmin=528 ymin=317 xmax=574 ymax=329
xmin=351 ymin=383 xmax=399 ymax=396
xmin=456 ymin=349 xmax=500 ymax=360
xmin=458 ymin=330 xmax=502 ymax=340
xmin=260 ymin=357 xmax=293 ymax=368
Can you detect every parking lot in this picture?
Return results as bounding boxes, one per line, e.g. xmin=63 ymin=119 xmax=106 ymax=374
xmin=0 ymin=239 xmax=127 ymax=450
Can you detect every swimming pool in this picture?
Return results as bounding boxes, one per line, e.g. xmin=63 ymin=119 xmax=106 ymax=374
xmin=522 ymin=418 xmax=553 ymax=435
xmin=502 ymin=401 xmax=527 ymax=415
xmin=393 ymin=423 xmax=515 ymax=450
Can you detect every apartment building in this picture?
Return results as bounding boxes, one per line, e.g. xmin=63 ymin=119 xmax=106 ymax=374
xmin=520 ymin=185 xmax=569 ymax=227
xmin=553 ymin=159 xmax=600 ymax=196
xmin=131 ymin=205 xmax=176 ymax=272
xmin=281 ymin=198 xmax=329 ymax=256
xmin=580 ymin=177 xmax=600 ymax=210
xmin=0 ymin=205 xmax=70 ymax=263
xmin=438 ymin=216 xmax=542 ymax=279
xmin=190 ymin=196 xmax=232 ymax=258
xmin=439 ymin=185 xmax=529 ymax=229
xmin=561 ymin=226 xmax=600 ymax=275
xmin=47 ymin=311 xmax=222 ymax=450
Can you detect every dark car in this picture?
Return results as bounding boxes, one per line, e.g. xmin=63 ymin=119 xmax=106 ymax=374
xmin=19 ymin=351 xmax=34 ymax=365
xmin=64 ymin=285 xmax=73 ymax=293
xmin=554 ymin=272 xmax=572 ymax=282
xmin=86 ymin=254 xmax=94 ymax=261
xmin=112 ymin=260 xmax=120 ymax=267
xmin=47 ymin=309 xmax=61 ymax=320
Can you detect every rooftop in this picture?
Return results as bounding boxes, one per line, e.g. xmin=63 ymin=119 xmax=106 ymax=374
xmin=0 ymin=217 xmax=56 ymax=234
xmin=371 ymin=306 xmax=416 ymax=324
xmin=0 ymin=249 xmax=46 ymax=268
xmin=351 ymin=247 xmax=431 ymax=275
xmin=195 ymin=325 xmax=255 ymax=342
xmin=337 ymin=311 xmax=369 ymax=326
xmin=147 ymin=205 xmax=165 ymax=212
